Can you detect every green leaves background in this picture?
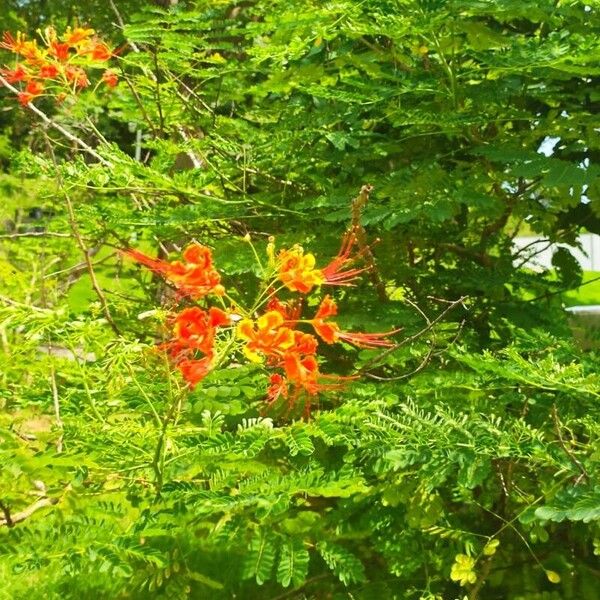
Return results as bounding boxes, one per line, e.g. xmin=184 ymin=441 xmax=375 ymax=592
xmin=1 ymin=0 xmax=600 ymax=598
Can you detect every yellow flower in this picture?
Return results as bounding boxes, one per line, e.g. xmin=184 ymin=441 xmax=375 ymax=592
xmin=450 ymin=554 xmax=477 ymax=587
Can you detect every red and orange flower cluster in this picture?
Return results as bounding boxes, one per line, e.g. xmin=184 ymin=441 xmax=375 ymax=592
xmin=275 ymin=231 xmax=366 ymax=294
xmin=127 ymin=235 xmax=399 ymax=413
xmin=0 ymin=27 xmax=117 ymax=106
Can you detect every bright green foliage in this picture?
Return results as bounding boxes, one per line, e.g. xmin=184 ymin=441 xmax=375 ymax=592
xmin=277 ymin=539 xmax=310 ymax=588
xmin=1 ymin=1 xmax=600 ymax=599
xmin=317 ymin=541 xmax=367 ymax=586
xmin=536 ymin=488 xmax=600 ymax=524
xmin=242 ymin=531 xmax=277 ymax=585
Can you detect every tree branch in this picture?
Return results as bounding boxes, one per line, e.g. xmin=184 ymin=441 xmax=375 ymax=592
xmin=350 ymin=184 xmax=388 ymax=302
xmin=0 ymin=497 xmax=58 ymax=527
xmin=0 ymin=75 xmax=112 ymax=167
xmin=358 ymin=295 xmax=467 ymax=374
xmin=44 ymin=136 xmax=121 ymax=335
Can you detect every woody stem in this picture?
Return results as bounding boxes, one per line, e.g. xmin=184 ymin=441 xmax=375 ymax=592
xmin=350 ymin=184 xmax=388 ymax=301
xmin=0 ymin=74 xmax=113 ymax=167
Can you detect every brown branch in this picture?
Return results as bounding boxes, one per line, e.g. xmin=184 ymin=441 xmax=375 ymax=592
xmin=350 ymin=184 xmax=388 ymax=301
xmin=0 ymin=231 xmax=72 ymax=239
xmin=49 ymin=358 xmax=63 ymax=453
xmin=44 ymin=136 xmax=121 ymax=335
xmin=479 ymin=178 xmax=540 ymax=245
xmin=65 ymin=198 xmax=120 ymax=335
xmin=358 ymin=296 xmax=467 ymax=374
xmin=0 ymin=497 xmax=58 ymax=527
xmin=468 ymin=554 xmax=495 ymax=600
xmin=0 ymin=75 xmax=112 ymax=167
xmin=439 ymin=242 xmax=493 ymax=267
xmin=0 ymin=500 xmax=13 ymax=527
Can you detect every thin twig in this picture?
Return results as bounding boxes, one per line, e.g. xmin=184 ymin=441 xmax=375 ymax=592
xmin=527 ymin=273 xmax=600 ymax=304
xmin=514 ymin=241 xmax=553 ymax=270
xmin=0 ymin=497 xmax=59 ymax=527
xmin=108 ymin=0 xmax=141 ymax=52
xmin=469 ymin=554 xmax=495 ymax=600
xmin=365 ymin=343 xmax=434 ymax=381
xmin=358 ymin=296 xmax=467 ymax=374
xmin=49 ymin=358 xmax=63 ymax=453
xmin=0 ymin=75 xmax=112 ymax=167
xmin=551 ymin=403 xmax=589 ymax=482
xmin=152 ymin=47 xmax=165 ymax=135
xmin=0 ymin=293 xmax=53 ymax=313
xmin=350 ymin=184 xmax=388 ymax=302
xmin=268 ymin=574 xmax=330 ymax=600
xmin=44 ymin=136 xmax=121 ymax=335
xmin=0 ymin=231 xmax=72 ymax=239
xmin=45 ymin=249 xmax=115 ymax=279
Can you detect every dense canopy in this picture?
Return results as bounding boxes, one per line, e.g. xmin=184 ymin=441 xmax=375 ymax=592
xmin=1 ymin=1 xmax=599 ymax=598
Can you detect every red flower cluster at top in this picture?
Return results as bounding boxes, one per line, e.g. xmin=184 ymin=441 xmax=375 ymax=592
xmin=126 ymin=237 xmax=400 ymax=414
xmin=0 ymin=27 xmax=117 ymax=106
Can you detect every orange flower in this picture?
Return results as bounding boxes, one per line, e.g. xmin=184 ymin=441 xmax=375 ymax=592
xmin=79 ymin=40 xmax=112 ymax=61
xmin=92 ymin=42 xmax=112 ymax=61
xmin=1 ymin=32 xmax=25 ymax=53
xmin=1 ymin=33 xmax=44 ymax=64
xmin=1 ymin=65 xmax=29 ymax=83
xmin=21 ymin=42 xmax=45 ymax=64
xmin=276 ymin=232 xmax=368 ymax=294
xmin=48 ymin=41 xmax=70 ymax=61
xmin=292 ymin=330 xmax=319 ymax=355
xmin=17 ymin=80 xmax=44 ymax=105
xmin=125 ymin=243 xmax=225 ymax=299
xmin=267 ymin=373 xmax=288 ymax=404
xmin=39 ymin=63 xmax=59 ymax=79
xmin=177 ymin=355 xmax=213 ymax=388
xmin=266 ymin=296 xmax=303 ymax=324
xmin=63 ymin=27 xmax=95 ymax=47
xmin=283 ymin=353 xmax=318 ymax=393
xmin=102 ymin=69 xmax=118 ymax=88
xmin=277 ymin=246 xmax=324 ymax=293
xmin=17 ymin=92 xmax=33 ymax=105
xmin=281 ymin=353 xmax=347 ymax=399
xmin=237 ymin=311 xmax=295 ymax=361
xmin=310 ymin=295 xmax=339 ymax=344
xmin=26 ymin=80 xmax=44 ymax=96
xmin=65 ymin=65 xmax=89 ymax=88
xmin=165 ymin=306 xmax=229 ymax=388
xmin=170 ymin=244 xmax=224 ymax=298
xmin=310 ymin=295 xmax=400 ymax=348
xmin=170 ymin=306 xmax=229 ymax=357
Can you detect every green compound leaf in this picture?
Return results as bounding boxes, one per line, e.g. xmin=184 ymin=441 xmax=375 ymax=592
xmin=242 ymin=531 xmax=277 ymax=585
xmin=317 ymin=541 xmax=366 ymax=586
xmin=276 ymin=538 xmax=310 ymax=588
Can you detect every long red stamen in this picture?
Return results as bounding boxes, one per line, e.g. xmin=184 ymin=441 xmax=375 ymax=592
xmin=336 ymin=329 xmax=401 ymax=348
xmin=321 ymin=231 xmax=369 ymax=286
